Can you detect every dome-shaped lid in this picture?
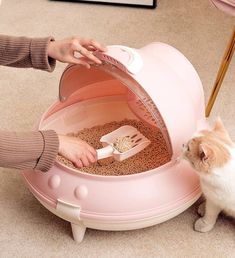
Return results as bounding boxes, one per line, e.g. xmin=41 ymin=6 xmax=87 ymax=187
xmin=58 ymin=44 xmax=205 ymax=159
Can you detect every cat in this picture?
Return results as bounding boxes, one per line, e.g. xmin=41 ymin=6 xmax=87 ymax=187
xmin=182 ymin=117 xmax=235 ymax=232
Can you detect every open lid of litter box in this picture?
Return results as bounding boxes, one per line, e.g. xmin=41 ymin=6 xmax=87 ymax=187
xmin=58 ymin=44 xmax=205 ymax=159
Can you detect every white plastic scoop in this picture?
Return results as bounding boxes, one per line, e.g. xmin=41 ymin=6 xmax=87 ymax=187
xmin=97 ymin=125 xmax=151 ymax=161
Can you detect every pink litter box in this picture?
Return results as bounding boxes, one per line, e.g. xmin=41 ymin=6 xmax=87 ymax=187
xmin=22 ymin=42 xmax=206 ymax=243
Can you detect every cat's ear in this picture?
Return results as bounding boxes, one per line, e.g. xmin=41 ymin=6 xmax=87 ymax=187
xmin=213 ymin=117 xmax=233 ymax=144
xmin=213 ymin=117 xmax=226 ymax=134
xmin=199 ymin=143 xmax=213 ymax=162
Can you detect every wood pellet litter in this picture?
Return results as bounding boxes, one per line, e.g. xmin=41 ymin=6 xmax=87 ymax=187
xmin=57 ymin=119 xmax=171 ymax=176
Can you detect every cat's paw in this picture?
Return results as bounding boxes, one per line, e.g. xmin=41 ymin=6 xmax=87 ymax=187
xmin=194 ymin=218 xmax=215 ymax=233
xmin=197 ymin=202 xmax=205 ymax=217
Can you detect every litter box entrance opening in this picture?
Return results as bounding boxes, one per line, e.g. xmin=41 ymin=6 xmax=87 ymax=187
xmin=58 ymin=63 xmax=172 ymax=154
xmin=42 ymin=63 xmax=173 ymax=176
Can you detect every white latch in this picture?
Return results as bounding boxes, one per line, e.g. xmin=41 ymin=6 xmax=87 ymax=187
xmin=56 ymin=199 xmax=81 ymax=223
xmin=110 ymin=45 xmax=143 ymax=75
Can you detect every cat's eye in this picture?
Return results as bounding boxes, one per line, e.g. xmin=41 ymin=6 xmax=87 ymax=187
xmin=182 ymin=144 xmax=190 ymax=151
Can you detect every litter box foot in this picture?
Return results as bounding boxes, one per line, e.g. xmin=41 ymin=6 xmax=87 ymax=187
xmin=71 ymin=222 xmax=86 ymax=243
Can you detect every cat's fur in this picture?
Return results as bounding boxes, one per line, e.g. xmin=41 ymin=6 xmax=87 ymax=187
xmin=182 ymin=117 xmax=235 ymax=232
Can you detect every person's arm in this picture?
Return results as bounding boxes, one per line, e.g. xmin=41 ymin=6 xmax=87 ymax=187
xmin=0 ymin=35 xmax=105 ymax=171
xmin=0 ymin=130 xmax=98 ymax=171
xmin=0 ymin=130 xmax=58 ymax=172
xmin=0 ymin=35 xmax=56 ymax=71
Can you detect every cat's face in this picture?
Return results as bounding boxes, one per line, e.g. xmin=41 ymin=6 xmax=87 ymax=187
xmin=182 ymin=118 xmax=232 ymax=174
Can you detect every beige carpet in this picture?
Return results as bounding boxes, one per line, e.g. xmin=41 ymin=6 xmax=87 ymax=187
xmin=0 ymin=0 xmax=235 ymax=257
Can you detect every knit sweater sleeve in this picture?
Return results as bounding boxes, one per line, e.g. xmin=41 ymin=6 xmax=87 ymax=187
xmin=0 ymin=130 xmax=59 ymax=172
xmin=0 ymin=35 xmax=56 ymax=72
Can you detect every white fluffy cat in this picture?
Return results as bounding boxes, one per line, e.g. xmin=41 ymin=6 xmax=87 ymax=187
xmin=182 ymin=118 xmax=235 ymax=232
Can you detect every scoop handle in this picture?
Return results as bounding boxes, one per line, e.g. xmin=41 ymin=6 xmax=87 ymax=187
xmin=97 ymin=145 xmax=114 ymax=160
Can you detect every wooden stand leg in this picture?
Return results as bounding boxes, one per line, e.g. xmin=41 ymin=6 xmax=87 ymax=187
xmin=205 ymin=26 xmax=235 ymax=117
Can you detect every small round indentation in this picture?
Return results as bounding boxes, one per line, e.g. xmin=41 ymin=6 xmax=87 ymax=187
xmin=48 ymin=175 xmax=61 ymax=189
xmin=74 ymin=185 xmax=88 ymax=200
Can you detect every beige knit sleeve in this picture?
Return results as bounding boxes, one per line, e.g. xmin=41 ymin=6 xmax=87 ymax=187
xmin=0 ymin=35 xmax=56 ymax=72
xmin=0 ymin=130 xmax=59 ymax=172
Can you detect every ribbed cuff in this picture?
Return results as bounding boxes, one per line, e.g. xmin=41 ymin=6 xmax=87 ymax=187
xmin=35 ymin=130 xmax=59 ymax=172
xmin=30 ymin=36 xmax=56 ymax=72
xmin=0 ymin=35 xmax=32 ymax=67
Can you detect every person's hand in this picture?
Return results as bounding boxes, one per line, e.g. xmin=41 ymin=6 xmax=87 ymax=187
xmin=47 ymin=36 xmax=107 ymax=68
xmin=58 ymin=134 xmax=97 ymax=168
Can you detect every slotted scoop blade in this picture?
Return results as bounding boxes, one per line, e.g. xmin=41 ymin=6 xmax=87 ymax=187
xmin=97 ymin=125 xmax=151 ymax=161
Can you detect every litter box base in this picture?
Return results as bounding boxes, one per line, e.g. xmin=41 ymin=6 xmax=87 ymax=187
xmin=35 ymin=191 xmax=201 ymax=243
